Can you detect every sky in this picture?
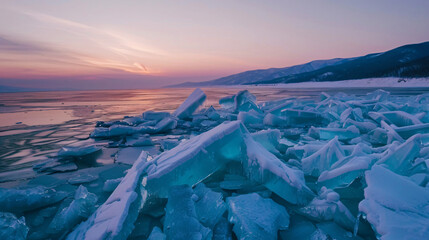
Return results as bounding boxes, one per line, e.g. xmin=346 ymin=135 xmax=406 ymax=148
xmin=1 ymin=0 xmax=429 ymax=90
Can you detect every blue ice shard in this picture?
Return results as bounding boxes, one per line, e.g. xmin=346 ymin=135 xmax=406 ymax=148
xmin=376 ymin=134 xmax=423 ymax=175
xmin=143 ymin=111 xmax=170 ymax=121
xmin=263 ymin=113 xmax=289 ymax=127
xmin=250 ymin=129 xmax=281 ymax=155
xmin=359 ymin=165 xmax=429 ymax=240
xmin=280 ymin=109 xmax=326 ymax=127
xmin=369 ymin=111 xmax=422 ymax=127
xmin=173 ymin=88 xmax=207 ymax=119
xmin=318 ymin=144 xmax=377 ymax=189
xmin=298 ymin=187 xmax=356 ymax=230
xmin=212 ymin=217 xmax=232 ymax=240
xmin=147 ymin=226 xmax=166 ymax=240
xmin=232 ymin=90 xmax=261 ymax=113
xmin=58 ymin=145 xmax=101 ymax=159
xmin=0 ymin=212 xmax=28 ymax=240
xmin=302 ymin=137 xmax=345 ymax=177
xmin=193 ymin=183 xmax=227 ymax=229
xmin=67 ymin=151 xmax=150 ymax=240
xmin=0 ymin=186 xmax=67 ymax=213
xmin=163 ymin=185 xmax=212 ymax=240
xmin=145 ymin=121 xmax=246 ymax=199
xmin=319 ymin=126 xmax=360 ymax=141
xmin=243 ymin=135 xmax=314 ymax=205
xmin=238 ymin=110 xmax=263 ymax=126
xmin=395 ymin=123 xmax=429 ymax=139
xmin=48 ymin=185 xmax=98 ymax=235
xmin=227 ymin=193 xmax=289 ymax=240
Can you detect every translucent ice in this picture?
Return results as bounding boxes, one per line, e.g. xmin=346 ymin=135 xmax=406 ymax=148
xmin=302 ymin=137 xmax=345 ymax=177
xmin=250 ymin=129 xmax=281 ymax=155
xmin=227 ymin=193 xmax=289 ymax=240
xmin=193 ymin=183 xmax=227 ymax=229
xmin=0 ymin=186 xmax=67 ymax=213
xmin=219 ymin=174 xmax=251 ymax=191
xmin=159 ymin=139 xmax=180 ymax=151
xmin=143 ymin=111 xmax=170 ymax=121
xmin=145 ymin=121 xmax=246 ymax=199
xmin=232 ymin=90 xmax=261 ymax=113
xmin=243 ymin=135 xmax=314 ymax=205
xmin=369 ymin=111 xmax=422 ymax=127
xmin=376 ymin=134 xmax=422 ymax=175
xmin=0 ymin=212 xmax=28 ymax=240
xmin=343 ymin=119 xmax=377 ymax=134
xmin=205 ymin=106 xmax=221 ymax=121
xmin=278 ymin=215 xmax=316 ymax=240
xmin=316 ymin=222 xmax=362 ymax=240
xmin=359 ymin=165 xmax=429 ymax=240
xmin=163 ymin=185 xmax=212 ymax=240
xmin=318 ymin=154 xmax=376 ymax=189
xmin=219 ymin=95 xmax=235 ymax=109
xmin=103 ymin=177 xmax=123 ymax=192
xmin=152 ymin=116 xmax=177 ymax=133
xmin=147 ymin=226 xmax=166 ymax=240
xmin=68 ymin=173 xmax=99 ymax=184
xmin=212 ymin=217 xmax=233 ymax=240
xmin=115 ymin=147 xmax=148 ymax=165
xmin=263 ymin=113 xmax=289 ymax=127
xmin=318 ymin=143 xmax=377 ymax=188
xmin=319 ymin=126 xmax=360 ymax=141
xmin=125 ymin=134 xmax=153 ymax=147
xmin=237 ymin=110 xmax=263 ymax=126
xmin=394 ymin=123 xmax=429 ymax=139
xmin=173 ymin=88 xmax=207 ymax=119
xmin=280 ymin=109 xmax=326 ymax=127
xmin=67 ymin=151 xmax=150 ymax=240
xmin=297 ymin=187 xmax=356 ymax=230
xmin=90 ymin=117 xmax=177 ymax=138
xmin=33 ymin=158 xmax=78 ymax=173
xmin=48 ymin=185 xmax=98 ymax=235
xmin=58 ymin=145 xmax=101 ymax=158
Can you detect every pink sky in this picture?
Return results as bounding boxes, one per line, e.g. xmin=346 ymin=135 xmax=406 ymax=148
xmin=1 ymin=1 xmax=429 ymax=89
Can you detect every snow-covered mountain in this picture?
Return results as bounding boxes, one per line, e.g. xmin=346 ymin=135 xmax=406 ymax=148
xmin=170 ymin=41 xmax=429 ymax=87
xmin=171 ymin=58 xmax=353 ymax=87
xmin=261 ymin=41 xmax=429 ymax=85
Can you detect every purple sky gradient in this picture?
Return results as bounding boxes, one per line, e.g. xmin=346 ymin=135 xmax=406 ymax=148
xmin=1 ymin=0 xmax=428 ymax=90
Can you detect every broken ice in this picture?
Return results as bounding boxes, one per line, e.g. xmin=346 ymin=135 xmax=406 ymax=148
xmin=3 ymin=88 xmax=429 ymax=240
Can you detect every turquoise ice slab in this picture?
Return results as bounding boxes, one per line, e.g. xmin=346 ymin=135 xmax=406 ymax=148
xmin=66 ymin=151 xmax=150 ymax=240
xmin=359 ymin=165 xmax=429 ymax=240
xmin=0 ymin=212 xmax=28 ymax=240
xmin=173 ymin=88 xmax=207 ymax=120
xmin=227 ymin=193 xmax=289 ymax=240
xmin=163 ymin=185 xmax=211 ymax=240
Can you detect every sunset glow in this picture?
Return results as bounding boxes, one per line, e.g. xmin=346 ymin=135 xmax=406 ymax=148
xmin=1 ymin=0 xmax=429 ymax=89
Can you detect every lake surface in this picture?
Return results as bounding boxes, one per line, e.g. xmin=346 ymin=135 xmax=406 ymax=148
xmin=1 ymin=86 xmax=428 ymax=184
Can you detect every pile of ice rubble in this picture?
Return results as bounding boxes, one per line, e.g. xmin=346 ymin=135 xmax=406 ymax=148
xmin=1 ymin=88 xmax=429 ymax=240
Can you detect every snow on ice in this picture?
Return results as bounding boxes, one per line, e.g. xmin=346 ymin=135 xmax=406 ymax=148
xmin=2 ymin=88 xmax=429 ymax=239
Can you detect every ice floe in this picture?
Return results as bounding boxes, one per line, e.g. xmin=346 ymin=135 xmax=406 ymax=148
xmin=3 ymin=87 xmax=429 ymax=239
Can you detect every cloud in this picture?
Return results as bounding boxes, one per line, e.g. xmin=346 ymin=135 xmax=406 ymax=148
xmin=0 ymin=36 xmax=49 ymax=53
xmin=0 ymin=8 xmax=168 ymax=78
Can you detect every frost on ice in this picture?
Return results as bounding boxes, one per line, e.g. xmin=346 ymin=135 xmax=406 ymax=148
xmin=3 ymin=88 xmax=429 ymax=239
xmin=359 ymin=165 xmax=429 ymax=240
xmin=227 ymin=193 xmax=289 ymax=240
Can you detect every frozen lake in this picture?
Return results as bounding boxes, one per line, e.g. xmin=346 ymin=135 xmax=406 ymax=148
xmin=1 ymin=86 xmax=429 ymax=239
xmin=1 ymin=86 xmax=429 ymax=180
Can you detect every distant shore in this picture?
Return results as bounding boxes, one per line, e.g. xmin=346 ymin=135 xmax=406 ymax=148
xmin=247 ymin=77 xmax=429 ymax=89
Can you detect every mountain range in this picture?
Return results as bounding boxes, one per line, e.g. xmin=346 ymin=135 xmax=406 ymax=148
xmin=171 ymin=41 xmax=429 ymax=87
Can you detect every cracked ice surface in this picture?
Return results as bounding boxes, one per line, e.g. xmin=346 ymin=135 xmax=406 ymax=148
xmin=2 ymin=88 xmax=429 ymax=240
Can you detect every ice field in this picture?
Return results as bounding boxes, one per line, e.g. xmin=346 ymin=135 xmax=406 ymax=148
xmin=1 ymin=88 xmax=429 ymax=240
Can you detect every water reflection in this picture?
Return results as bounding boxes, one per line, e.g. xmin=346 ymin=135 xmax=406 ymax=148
xmin=0 ymin=87 xmax=428 ymax=176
